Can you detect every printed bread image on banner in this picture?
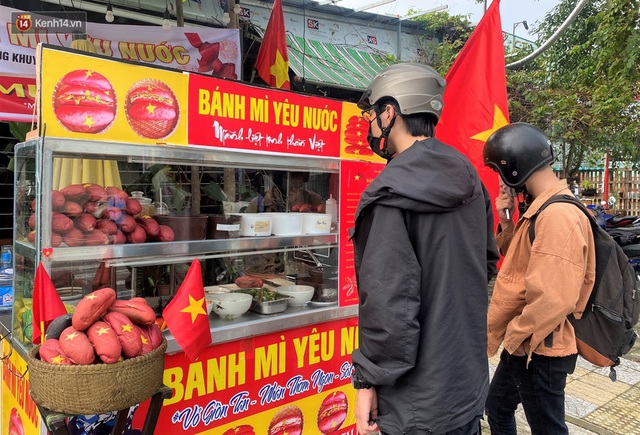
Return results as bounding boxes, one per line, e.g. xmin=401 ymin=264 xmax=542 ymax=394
xmin=39 ymin=45 xmax=187 ymax=145
xmin=340 ymin=102 xmax=386 ymax=163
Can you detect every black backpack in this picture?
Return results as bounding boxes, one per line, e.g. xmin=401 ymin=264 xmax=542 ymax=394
xmin=529 ymin=194 xmax=640 ymax=381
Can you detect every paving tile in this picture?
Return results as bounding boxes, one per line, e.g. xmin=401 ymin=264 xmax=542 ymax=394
xmin=566 ymin=395 xmax=599 ymax=419
xmin=564 ymin=372 xmax=630 ymax=406
xmin=584 ymin=397 xmax=640 ymax=434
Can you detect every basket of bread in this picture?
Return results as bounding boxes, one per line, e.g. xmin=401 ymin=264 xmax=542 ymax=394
xmin=27 ymin=287 xmax=167 ymax=414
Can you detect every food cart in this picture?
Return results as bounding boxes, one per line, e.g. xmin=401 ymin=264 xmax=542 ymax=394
xmin=2 ymin=44 xmax=387 ymax=434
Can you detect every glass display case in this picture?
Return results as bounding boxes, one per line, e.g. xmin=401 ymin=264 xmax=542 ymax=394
xmin=12 ymin=137 xmax=350 ymax=353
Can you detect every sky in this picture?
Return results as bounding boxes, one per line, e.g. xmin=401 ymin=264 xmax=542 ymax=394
xmin=335 ymin=0 xmax=563 ymax=40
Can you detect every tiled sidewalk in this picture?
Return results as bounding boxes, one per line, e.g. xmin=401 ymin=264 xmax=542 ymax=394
xmin=483 ymin=352 xmax=640 ymax=434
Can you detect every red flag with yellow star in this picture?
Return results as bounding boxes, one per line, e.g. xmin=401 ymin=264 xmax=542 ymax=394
xmin=32 ymin=262 xmax=68 ymax=344
xmin=255 ymin=0 xmax=290 ymax=89
xmin=435 ymin=0 xmax=509 ymax=220
xmin=163 ymin=258 xmax=211 ymax=361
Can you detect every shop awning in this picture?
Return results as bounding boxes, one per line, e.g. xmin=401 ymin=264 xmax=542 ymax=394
xmin=286 ymin=35 xmax=395 ymax=90
xmin=251 ymin=25 xmax=394 ymax=91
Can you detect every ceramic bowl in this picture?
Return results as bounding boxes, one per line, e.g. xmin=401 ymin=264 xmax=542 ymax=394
xmin=204 ymin=285 xmax=231 ymax=295
xmin=210 ymin=292 xmax=253 ymax=319
xmin=276 ymin=285 xmax=314 ymax=306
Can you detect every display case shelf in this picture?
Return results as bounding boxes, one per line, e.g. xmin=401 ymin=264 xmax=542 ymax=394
xmin=15 ymin=234 xmax=337 ymax=263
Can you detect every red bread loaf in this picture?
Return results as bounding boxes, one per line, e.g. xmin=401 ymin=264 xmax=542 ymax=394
xmin=52 ymin=212 xmax=74 ymax=232
xmin=103 ymin=311 xmax=143 ymax=359
xmin=222 ymin=426 xmax=255 ymax=435
xmin=72 ymin=287 xmax=117 ymax=331
xmin=62 ymin=201 xmax=83 ymax=216
xmin=59 ymin=326 xmax=95 ymax=365
xmin=95 ymin=219 xmax=118 ymax=235
xmin=135 ymin=216 xmax=160 ymax=237
xmin=84 ymin=229 xmax=111 ymax=246
xmin=235 ymin=275 xmax=263 ymax=289
xmin=52 ymin=190 xmax=66 ymax=209
xmin=84 ymin=183 xmax=107 ymax=202
xmin=317 ymin=391 xmax=348 ymax=434
xmin=62 ymin=227 xmax=85 ymax=247
xmin=268 ymin=406 xmax=304 ymax=435
xmin=118 ymin=214 xmax=137 ymax=232
xmin=125 ymin=197 xmax=142 ymax=216
xmin=39 ymin=338 xmax=72 ymax=365
xmin=108 ymin=297 xmax=156 ymax=326
xmin=125 ymin=225 xmax=146 ymax=243
xmin=60 ymin=184 xmax=87 ymax=201
xmin=87 ymin=321 xmax=122 ymax=364
xmin=140 ymin=323 xmax=163 ymax=350
xmin=74 ymin=213 xmax=97 ymax=231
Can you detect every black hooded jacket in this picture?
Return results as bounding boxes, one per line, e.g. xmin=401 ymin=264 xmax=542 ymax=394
xmin=350 ymin=138 xmax=499 ymax=434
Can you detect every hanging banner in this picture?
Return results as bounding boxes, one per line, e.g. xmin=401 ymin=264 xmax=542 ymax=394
xmin=338 ymin=160 xmax=384 ymax=306
xmin=188 ymin=73 xmax=343 ymax=157
xmin=0 ymin=75 xmax=36 ymax=122
xmin=0 ymin=4 xmax=240 ymax=122
xmin=140 ymin=318 xmax=359 ymax=434
xmin=39 ymin=45 xmax=188 ymax=145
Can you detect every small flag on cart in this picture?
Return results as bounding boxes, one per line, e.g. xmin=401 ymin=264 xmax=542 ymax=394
xmin=32 ymin=262 xmax=68 ymax=344
xmin=163 ymin=258 xmax=212 ymax=361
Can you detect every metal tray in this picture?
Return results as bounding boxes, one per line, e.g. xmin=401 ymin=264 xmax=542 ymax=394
xmin=233 ymin=289 xmax=292 ymax=314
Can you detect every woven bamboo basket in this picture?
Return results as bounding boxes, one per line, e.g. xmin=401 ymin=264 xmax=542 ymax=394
xmin=27 ymin=338 xmax=167 ymax=415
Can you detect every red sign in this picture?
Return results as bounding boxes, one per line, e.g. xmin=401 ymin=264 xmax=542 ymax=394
xmin=0 ymin=75 xmax=36 ymax=122
xmin=338 ymin=160 xmax=384 ymax=306
xmin=188 ymin=74 xmax=342 ymax=157
xmin=152 ymin=318 xmax=358 ymax=433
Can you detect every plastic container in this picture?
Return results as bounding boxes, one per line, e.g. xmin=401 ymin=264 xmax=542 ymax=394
xmin=229 ymin=213 xmax=272 ymax=237
xmin=130 ymin=191 xmax=153 ymax=216
xmin=262 ymin=213 xmax=304 ymax=236
xmin=325 ymin=195 xmax=338 ymax=226
xmin=302 ymin=213 xmax=332 ymax=235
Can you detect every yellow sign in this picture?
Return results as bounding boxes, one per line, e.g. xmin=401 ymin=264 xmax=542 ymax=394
xmin=39 ymin=45 xmax=187 ymax=145
xmin=1 ymin=340 xmax=40 ymax=435
xmin=340 ymin=102 xmax=386 ymax=163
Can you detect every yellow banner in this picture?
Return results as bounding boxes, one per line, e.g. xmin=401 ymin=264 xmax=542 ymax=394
xmin=340 ymin=102 xmax=386 ymax=163
xmin=39 ymin=45 xmax=187 ymax=145
xmin=1 ymin=340 xmax=40 ymax=435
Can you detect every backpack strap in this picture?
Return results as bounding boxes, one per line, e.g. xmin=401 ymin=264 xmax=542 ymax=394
xmin=528 ymin=194 xmax=597 ymax=244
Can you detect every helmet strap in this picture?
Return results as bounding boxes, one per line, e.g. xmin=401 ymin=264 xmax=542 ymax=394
xmin=368 ymin=115 xmax=397 ymax=161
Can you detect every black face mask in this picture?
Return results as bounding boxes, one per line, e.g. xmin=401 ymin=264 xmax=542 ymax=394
xmin=367 ymin=115 xmax=397 ymax=161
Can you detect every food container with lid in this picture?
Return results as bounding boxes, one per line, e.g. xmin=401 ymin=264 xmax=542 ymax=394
xmin=302 ymin=213 xmax=331 ymax=235
xmin=229 ymin=213 xmax=272 ymax=237
xmin=262 ymin=213 xmax=304 ymax=236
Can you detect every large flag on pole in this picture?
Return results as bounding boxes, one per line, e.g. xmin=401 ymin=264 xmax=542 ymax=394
xmin=32 ymin=262 xmax=67 ymax=344
xmin=163 ymin=259 xmax=212 ymax=361
xmin=435 ymin=0 xmax=509 ymax=222
xmin=254 ymin=0 xmax=291 ymax=89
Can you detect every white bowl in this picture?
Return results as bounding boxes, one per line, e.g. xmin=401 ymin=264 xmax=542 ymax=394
xmin=204 ymin=285 xmax=231 ymax=295
xmin=210 ymin=292 xmax=253 ymax=319
xmin=276 ymin=285 xmax=314 ymax=306
xmin=205 ymin=297 xmax=216 ymax=315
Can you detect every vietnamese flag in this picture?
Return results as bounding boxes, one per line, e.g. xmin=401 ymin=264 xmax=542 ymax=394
xmin=254 ymin=0 xmax=290 ymax=89
xmin=435 ymin=0 xmax=509 ymax=223
xmin=163 ymin=258 xmax=211 ymax=361
xmin=32 ymin=262 xmax=68 ymax=344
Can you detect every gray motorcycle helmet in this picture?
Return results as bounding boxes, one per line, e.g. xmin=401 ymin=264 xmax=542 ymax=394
xmin=357 ymin=63 xmax=446 ymax=123
xmin=483 ymin=123 xmax=554 ymax=189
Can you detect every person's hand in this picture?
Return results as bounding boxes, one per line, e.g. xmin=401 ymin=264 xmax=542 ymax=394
xmin=496 ymin=189 xmax=515 ymax=226
xmin=355 ymin=388 xmax=379 ymax=434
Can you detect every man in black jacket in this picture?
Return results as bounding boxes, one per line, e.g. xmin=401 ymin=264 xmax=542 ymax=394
xmin=350 ymin=63 xmax=499 ymax=434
